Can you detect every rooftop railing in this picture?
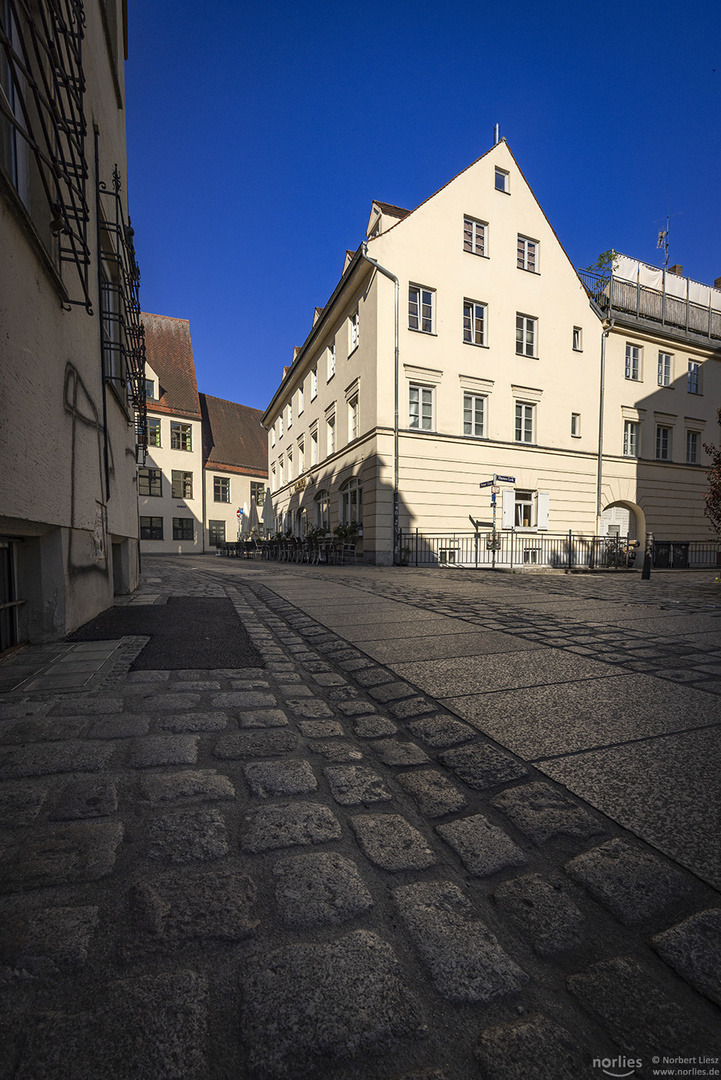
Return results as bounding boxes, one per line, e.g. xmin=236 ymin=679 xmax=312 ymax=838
xmin=578 ymin=269 xmax=721 ymax=343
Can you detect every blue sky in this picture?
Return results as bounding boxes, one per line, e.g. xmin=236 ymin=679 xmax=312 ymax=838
xmin=126 ymin=0 xmax=720 ymax=411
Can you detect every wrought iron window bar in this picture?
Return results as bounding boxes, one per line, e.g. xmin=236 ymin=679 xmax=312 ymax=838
xmin=0 ymin=0 xmax=91 ymax=310
xmin=97 ymin=162 xmax=147 ymax=462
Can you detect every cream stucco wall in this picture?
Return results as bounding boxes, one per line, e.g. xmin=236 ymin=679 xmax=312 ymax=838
xmin=138 ymin=393 xmax=204 ymax=554
xmin=0 ymin=1 xmax=140 ymax=641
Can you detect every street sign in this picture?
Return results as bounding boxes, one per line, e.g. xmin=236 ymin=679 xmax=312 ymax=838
xmin=494 ymin=474 xmax=516 ymax=483
xmin=237 ymin=508 xmax=242 ymax=517
xmin=479 ymin=480 xmax=494 ymax=489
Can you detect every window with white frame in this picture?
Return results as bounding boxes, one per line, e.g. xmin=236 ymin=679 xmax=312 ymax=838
xmin=517 ymin=235 xmax=537 ymax=272
xmin=463 ymin=300 xmax=486 ymax=346
xmin=686 ymin=430 xmax=700 ymax=464
xmin=271 ymin=464 xmax=276 ymax=492
xmin=340 ymin=477 xmax=362 ymax=524
xmin=298 ymin=439 xmax=305 ymax=475
xmin=278 ymin=414 xmax=283 ymax=439
xmin=348 ymin=395 xmax=359 ymax=442
xmin=328 ymin=343 xmax=336 ymax=380
xmin=656 ymin=425 xmax=672 ymax=461
xmin=271 ymin=426 xmax=276 ymax=447
xmin=287 ymin=448 xmax=293 ymax=480
xmin=250 ymin=481 xmax=264 ymax=505
xmin=623 ymin=420 xmax=639 ymax=457
xmin=310 ymin=426 xmax=318 ymax=465
xmin=515 ymin=489 xmax=534 ymax=528
xmin=502 ymin=489 xmax=549 ymax=530
xmin=495 ymin=167 xmax=509 ymax=192
xmin=147 ymin=418 xmax=161 ymax=447
xmin=287 ymin=401 xmax=292 ymax=428
xmin=625 ymin=343 xmax=641 ymax=381
xmin=409 ymin=285 xmax=435 ymax=333
xmin=463 ymin=216 xmax=486 ymax=256
xmin=278 ymin=456 xmax=284 ymax=487
xmin=171 ymin=470 xmax=193 ymax=500
xmin=145 ymin=379 xmax=156 ymax=400
xmin=349 ymin=311 xmax=359 ymax=354
xmin=298 ymin=385 xmax=304 ymax=414
xmin=463 ymin=393 xmax=485 ymax=437
xmin=688 ymin=361 xmax=701 ymax=394
xmin=315 ymin=489 xmax=330 ymax=531
xmin=170 ymin=422 xmax=192 ymax=451
xmin=326 ymin=412 xmax=336 ymax=456
xmin=573 ymin=326 xmax=583 ymax=351
xmin=311 ymin=366 xmax=318 ymax=399
xmin=658 ymin=351 xmax=672 ymax=387
xmin=571 ymin=412 xmax=581 ymax=437
xmin=409 ymin=384 xmax=434 ymax=430
xmin=515 ymin=314 xmax=537 ymax=357
xmin=515 ymin=402 xmax=535 ymax=443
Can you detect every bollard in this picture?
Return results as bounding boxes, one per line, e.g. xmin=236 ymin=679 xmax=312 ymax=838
xmin=641 ymin=531 xmax=653 ymax=580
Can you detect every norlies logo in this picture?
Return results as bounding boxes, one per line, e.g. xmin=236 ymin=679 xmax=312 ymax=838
xmin=593 ymin=1057 xmax=643 ymax=1078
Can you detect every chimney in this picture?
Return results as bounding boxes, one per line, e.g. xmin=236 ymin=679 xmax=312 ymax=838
xmin=667 ymin=264 xmax=683 ymax=276
xmin=493 ymin=123 xmax=500 ymax=145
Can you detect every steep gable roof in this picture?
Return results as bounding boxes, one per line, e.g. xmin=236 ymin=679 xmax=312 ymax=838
xmin=200 ymin=393 xmax=268 ymax=477
xmin=141 ymin=313 xmax=202 ymax=419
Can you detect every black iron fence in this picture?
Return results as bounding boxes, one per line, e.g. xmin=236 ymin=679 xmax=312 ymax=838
xmin=398 ymin=530 xmax=721 ymax=571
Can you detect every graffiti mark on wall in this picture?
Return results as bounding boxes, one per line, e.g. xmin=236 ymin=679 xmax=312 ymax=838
xmin=63 ymin=361 xmax=112 ymax=577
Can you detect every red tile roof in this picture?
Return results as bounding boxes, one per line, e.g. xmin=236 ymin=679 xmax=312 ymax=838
xmin=200 ymin=393 xmax=268 ymax=478
xmin=373 ymin=201 xmax=411 ymax=219
xmin=142 ymin=313 xmax=202 ymax=419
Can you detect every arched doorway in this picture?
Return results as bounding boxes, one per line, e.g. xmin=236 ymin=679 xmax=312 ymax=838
xmin=600 ymin=501 xmax=644 ymax=540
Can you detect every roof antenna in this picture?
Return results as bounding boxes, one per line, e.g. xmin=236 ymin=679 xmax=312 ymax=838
xmin=493 ymin=123 xmax=500 ymax=145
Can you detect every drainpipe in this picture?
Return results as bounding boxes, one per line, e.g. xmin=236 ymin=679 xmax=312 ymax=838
xmin=360 ymin=242 xmax=400 ymax=564
xmin=596 ymin=319 xmax=614 ymax=533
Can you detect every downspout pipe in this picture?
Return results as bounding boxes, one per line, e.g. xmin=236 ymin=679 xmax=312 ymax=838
xmin=360 ymin=242 xmax=400 ymax=565
xmin=596 ymin=319 xmax=614 ymax=532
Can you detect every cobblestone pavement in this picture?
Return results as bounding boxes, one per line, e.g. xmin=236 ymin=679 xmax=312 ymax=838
xmin=0 ymin=557 xmax=719 ymax=1080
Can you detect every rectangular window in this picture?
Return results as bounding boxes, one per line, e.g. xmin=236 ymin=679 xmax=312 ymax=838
xmin=278 ymin=415 xmax=283 ymax=439
xmin=298 ymin=439 xmax=305 ymax=474
xmin=139 ymin=516 xmax=163 ymax=540
xmin=213 ymin=476 xmax=230 ymax=502
xmin=287 ymin=401 xmax=293 ymax=428
xmin=623 ymin=420 xmax=639 ymax=457
xmin=298 ymin=385 xmax=304 ymax=414
xmin=349 ymin=311 xmax=359 ymax=354
xmin=287 ymin=448 xmax=293 ymax=480
xmin=463 ymin=217 xmax=486 ymax=256
xmin=573 ymin=327 xmax=582 ymax=351
xmin=515 ymin=314 xmax=537 ymax=357
xmin=517 ymin=235 xmax=537 ymax=272
xmin=172 ymin=470 xmax=193 ymax=500
xmin=495 ymin=168 xmax=509 ymax=192
xmin=328 ymin=343 xmax=336 ymax=380
xmin=409 ymin=285 xmax=435 ymax=333
xmin=515 ymin=402 xmax=535 ymax=443
xmin=145 ymin=379 xmax=156 ymax=400
xmin=656 ymin=425 xmax=672 ymax=461
xmin=278 ymin=457 xmax=284 ymax=486
xmin=686 ymin=430 xmax=700 ymax=464
xmin=311 ymin=427 xmax=318 ymax=465
xmin=327 ymin=414 xmax=336 ymax=456
xmin=311 ymin=366 xmax=318 ymax=398
xmin=271 ymin=426 xmax=276 ymax=447
xmin=658 ymin=351 xmax=672 ymax=387
xmin=409 ymin=385 xmax=434 ymax=430
xmin=208 ymin=520 xmax=226 ymax=547
xmin=173 ymin=517 xmax=194 ymax=541
xmin=271 ymin=465 xmax=276 ymax=492
xmin=688 ymin=361 xmax=701 ymax=394
xmin=147 ymin=418 xmax=161 ymax=447
xmin=463 ymin=393 xmax=485 ymax=437
xmin=138 ymin=468 xmax=162 ymax=497
xmin=515 ymin=489 xmax=534 ymax=528
xmin=348 ymin=396 xmax=359 ymax=442
xmin=170 ymin=422 xmax=192 ymax=451
xmin=463 ymin=300 xmax=486 ymax=346
xmin=625 ymin=344 xmax=641 ymax=381
xmin=571 ymin=413 xmax=581 ymax=437
xmin=250 ymin=481 xmax=264 ymax=504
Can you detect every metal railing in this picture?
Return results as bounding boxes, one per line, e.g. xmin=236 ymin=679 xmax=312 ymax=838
xmin=577 ymin=269 xmax=721 ymax=342
xmin=398 ymin=530 xmax=721 ymax=570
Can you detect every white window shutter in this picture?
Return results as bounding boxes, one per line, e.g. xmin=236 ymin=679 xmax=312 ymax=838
xmin=537 ymin=491 xmax=550 ymax=530
xmin=502 ymin=489 xmax=515 ymax=529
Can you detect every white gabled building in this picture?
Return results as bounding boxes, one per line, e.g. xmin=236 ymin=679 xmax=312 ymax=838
xmin=262 ymin=140 xmax=721 ymax=564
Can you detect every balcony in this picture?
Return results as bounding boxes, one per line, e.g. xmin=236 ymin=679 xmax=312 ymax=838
xmin=578 ymin=259 xmax=721 ymax=348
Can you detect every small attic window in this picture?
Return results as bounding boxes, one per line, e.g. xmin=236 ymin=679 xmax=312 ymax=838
xmin=495 ymin=168 xmax=509 ymax=193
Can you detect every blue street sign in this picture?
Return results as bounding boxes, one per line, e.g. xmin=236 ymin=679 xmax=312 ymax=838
xmin=479 ymin=480 xmax=494 ymax=488
xmin=494 ymin=474 xmax=516 ymax=483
